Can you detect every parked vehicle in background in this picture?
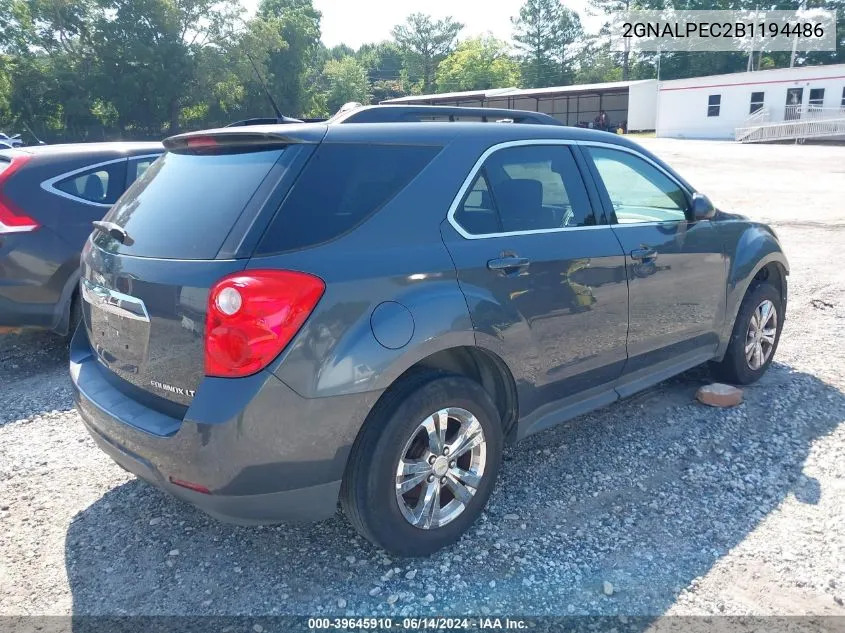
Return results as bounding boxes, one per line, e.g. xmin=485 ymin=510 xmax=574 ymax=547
xmin=70 ymin=107 xmax=788 ymax=556
xmin=0 ymin=142 xmax=162 ymax=334
xmin=0 ymin=133 xmax=23 ymax=148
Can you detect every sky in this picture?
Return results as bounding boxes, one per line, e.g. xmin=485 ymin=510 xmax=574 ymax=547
xmin=242 ymin=0 xmax=597 ymax=50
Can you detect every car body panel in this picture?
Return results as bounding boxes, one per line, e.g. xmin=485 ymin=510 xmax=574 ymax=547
xmin=0 ymin=143 xmax=163 ymax=333
xmin=440 ymin=218 xmax=630 ymax=422
xmin=71 ymin=324 xmax=377 ymax=522
xmin=610 ymin=220 xmax=727 ymax=373
xmin=67 ymin=120 xmax=788 ymax=525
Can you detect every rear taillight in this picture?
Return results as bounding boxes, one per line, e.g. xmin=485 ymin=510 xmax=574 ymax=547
xmin=0 ymin=156 xmax=39 ymax=234
xmin=205 ymin=270 xmax=325 ymax=378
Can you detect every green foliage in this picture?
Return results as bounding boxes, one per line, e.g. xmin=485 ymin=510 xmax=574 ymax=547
xmin=0 ymin=0 xmax=844 ymax=141
xmin=436 ymin=36 xmax=520 ymax=92
xmin=512 ymin=0 xmax=583 ymax=87
xmin=323 ymin=56 xmax=370 ymax=113
xmin=392 ymin=13 xmax=463 ymax=93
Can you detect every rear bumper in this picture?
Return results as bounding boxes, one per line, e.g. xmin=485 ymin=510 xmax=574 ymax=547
xmin=70 ymin=325 xmax=381 ymax=524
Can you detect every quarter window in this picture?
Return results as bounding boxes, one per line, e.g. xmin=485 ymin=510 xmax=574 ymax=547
xmin=707 ymin=94 xmax=721 ymax=117
xmin=54 ymin=162 xmax=126 ymax=205
xmin=453 ymin=144 xmax=594 ymax=236
xmin=749 ymin=91 xmax=765 ymax=114
xmin=257 ymin=144 xmax=441 ymax=254
xmin=586 ymin=147 xmax=688 ymax=224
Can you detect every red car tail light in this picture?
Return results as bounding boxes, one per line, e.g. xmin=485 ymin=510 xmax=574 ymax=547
xmin=205 ymin=270 xmax=325 ymax=378
xmin=0 ymin=155 xmax=39 ymax=234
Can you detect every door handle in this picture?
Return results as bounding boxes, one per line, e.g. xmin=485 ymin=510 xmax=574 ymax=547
xmin=487 ymin=256 xmax=531 ymax=274
xmin=630 ymin=247 xmax=658 ymax=262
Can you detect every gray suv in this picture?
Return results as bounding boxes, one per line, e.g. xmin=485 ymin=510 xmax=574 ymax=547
xmin=70 ymin=107 xmax=788 ymax=556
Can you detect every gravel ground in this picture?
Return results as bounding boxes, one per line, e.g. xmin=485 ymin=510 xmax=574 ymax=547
xmin=1 ymin=139 xmax=844 ymax=619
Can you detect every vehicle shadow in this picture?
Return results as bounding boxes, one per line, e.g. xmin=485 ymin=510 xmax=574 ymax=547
xmin=64 ymin=361 xmax=844 ymax=619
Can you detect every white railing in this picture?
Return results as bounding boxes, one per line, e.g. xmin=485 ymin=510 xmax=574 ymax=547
xmin=736 ymin=105 xmax=845 ymax=143
xmin=745 ymin=106 xmax=771 ymax=125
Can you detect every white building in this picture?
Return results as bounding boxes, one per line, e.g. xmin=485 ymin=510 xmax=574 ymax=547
xmin=656 ymin=63 xmax=845 ymax=139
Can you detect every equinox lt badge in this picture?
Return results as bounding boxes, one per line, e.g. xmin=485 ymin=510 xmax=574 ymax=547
xmin=150 ymin=380 xmax=196 ymax=398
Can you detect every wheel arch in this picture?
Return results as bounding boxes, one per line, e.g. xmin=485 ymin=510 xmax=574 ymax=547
xmin=717 ymin=237 xmax=789 ymax=360
xmin=365 ymin=344 xmax=520 ymax=444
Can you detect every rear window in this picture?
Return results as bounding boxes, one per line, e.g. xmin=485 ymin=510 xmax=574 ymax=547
xmin=94 ymin=149 xmax=284 ymax=259
xmin=256 ymin=143 xmax=440 ymax=255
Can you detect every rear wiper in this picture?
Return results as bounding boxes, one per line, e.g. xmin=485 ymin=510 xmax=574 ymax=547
xmin=92 ymin=221 xmax=134 ymax=246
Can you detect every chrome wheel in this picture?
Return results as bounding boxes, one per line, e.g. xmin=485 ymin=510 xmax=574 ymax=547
xmin=395 ymin=407 xmax=487 ymax=530
xmin=745 ymin=299 xmax=778 ymax=370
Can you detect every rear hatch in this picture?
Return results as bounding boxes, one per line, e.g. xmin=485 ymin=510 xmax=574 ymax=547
xmin=80 ymin=127 xmax=325 ymax=411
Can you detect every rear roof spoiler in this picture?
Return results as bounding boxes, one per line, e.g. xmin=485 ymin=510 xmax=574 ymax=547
xmin=164 ymin=127 xmax=327 ymax=151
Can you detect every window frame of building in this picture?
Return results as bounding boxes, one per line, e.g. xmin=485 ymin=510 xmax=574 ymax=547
xmin=707 ymin=94 xmax=721 ymax=117
xmin=809 ymin=88 xmax=825 ymax=110
xmin=749 ymin=91 xmax=765 ymax=114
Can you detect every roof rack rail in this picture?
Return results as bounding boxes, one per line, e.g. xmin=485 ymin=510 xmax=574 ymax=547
xmin=226 ymin=105 xmax=563 ymax=128
xmin=226 ymin=116 xmax=328 ymax=127
xmin=329 ymin=105 xmax=565 ymax=126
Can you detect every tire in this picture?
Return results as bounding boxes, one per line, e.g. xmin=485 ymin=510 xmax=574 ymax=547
xmin=710 ymin=281 xmax=784 ymax=385
xmin=341 ymin=373 xmax=503 ymax=557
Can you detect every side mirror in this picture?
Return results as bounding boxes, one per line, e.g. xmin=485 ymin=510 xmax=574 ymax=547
xmin=691 ymin=192 xmax=716 ymax=220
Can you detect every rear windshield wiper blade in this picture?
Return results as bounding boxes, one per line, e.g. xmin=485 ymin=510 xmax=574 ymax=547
xmin=92 ymin=221 xmax=134 ymax=246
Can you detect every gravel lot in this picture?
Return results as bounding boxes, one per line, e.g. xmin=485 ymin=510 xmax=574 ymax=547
xmin=1 ymin=139 xmax=844 ymax=619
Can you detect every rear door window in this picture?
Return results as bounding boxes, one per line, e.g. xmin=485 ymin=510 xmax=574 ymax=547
xmin=256 ymin=143 xmax=441 ymax=254
xmin=54 ymin=161 xmax=127 ymax=205
xmin=453 ymin=144 xmax=595 ymax=236
xmin=94 ymin=149 xmax=285 ymax=259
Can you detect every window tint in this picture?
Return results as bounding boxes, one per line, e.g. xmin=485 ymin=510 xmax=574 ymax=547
xmin=586 ymin=147 xmax=688 ymax=224
xmin=750 ymin=91 xmax=765 ymax=114
xmin=54 ymin=162 xmax=126 ymax=205
xmin=707 ymin=94 xmax=721 ymax=117
xmin=453 ymin=145 xmax=594 ymax=235
xmin=257 ymin=144 xmax=440 ymax=254
xmin=95 ymin=149 xmax=284 ymax=259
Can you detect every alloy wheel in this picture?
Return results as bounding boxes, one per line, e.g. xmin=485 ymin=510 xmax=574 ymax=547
xmin=745 ymin=299 xmax=778 ymax=370
xmin=394 ymin=407 xmax=487 ymax=530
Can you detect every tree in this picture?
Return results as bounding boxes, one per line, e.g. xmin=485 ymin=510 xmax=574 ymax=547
xmin=392 ymin=13 xmax=463 ymax=93
xmin=436 ymin=36 xmax=520 ymax=92
xmin=259 ymin=0 xmax=322 ymax=116
xmin=89 ymin=0 xmax=242 ymax=136
xmin=323 ymin=56 xmax=370 ymax=114
xmin=574 ymin=41 xmax=623 ymax=84
xmin=357 ymin=41 xmax=404 ymax=83
xmin=512 ymin=0 xmax=583 ymax=88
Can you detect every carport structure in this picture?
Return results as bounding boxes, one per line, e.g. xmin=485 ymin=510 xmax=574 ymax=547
xmin=382 ymin=79 xmax=658 ymax=132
